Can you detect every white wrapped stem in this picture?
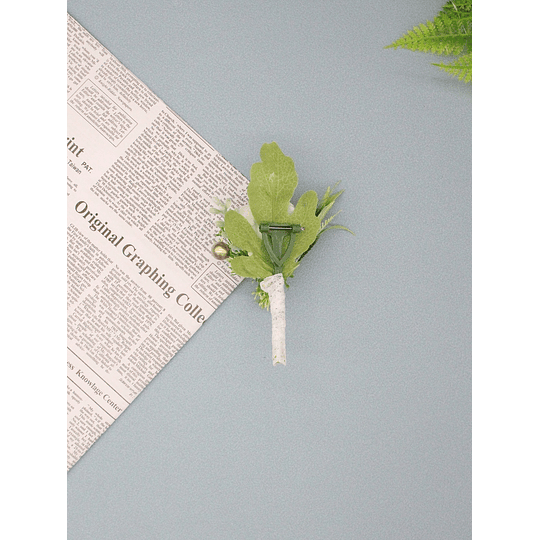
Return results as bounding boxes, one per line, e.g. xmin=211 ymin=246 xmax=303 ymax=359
xmin=260 ymin=273 xmax=286 ymax=366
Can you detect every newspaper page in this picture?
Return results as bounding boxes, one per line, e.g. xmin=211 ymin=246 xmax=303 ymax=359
xmin=67 ymin=13 xmax=248 ymax=470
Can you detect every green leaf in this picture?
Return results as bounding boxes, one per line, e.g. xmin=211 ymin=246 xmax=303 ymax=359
xmin=248 ymin=142 xmax=298 ymax=224
xmin=282 ymin=190 xmax=321 ymax=277
xmin=440 ymin=0 xmax=472 ymax=19
xmin=316 ymin=182 xmax=344 ymax=217
xmin=320 ymin=210 xmax=342 ymax=229
xmin=224 ymin=210 xmax=265 ymax=258
xmin=385 ymin=14 xmax=471 ymax=56
xmin=229 ymin=255 xmax=273 ymax=279
xmin=385 ymin=0 xmax=472 ymax=83
xmin=434 ymin=51 xmax=472 ymax=82
xmin=320 ymin=224 xmax=355 ymax=235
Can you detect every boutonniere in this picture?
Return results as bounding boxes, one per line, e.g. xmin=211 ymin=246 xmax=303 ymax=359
xmin=209 ymin=142 xmax=352 ymax=365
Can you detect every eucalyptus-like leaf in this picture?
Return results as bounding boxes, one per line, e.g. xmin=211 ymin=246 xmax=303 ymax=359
xmin=248 ymin=142 xmax=298 ymax=224
xmin=282 ymin=190 xmax=321 ymax=277
xmin=230 ymin=255 xmax=273 ymax=279
xmin=224 ymin=210 xmax=266 ymax=259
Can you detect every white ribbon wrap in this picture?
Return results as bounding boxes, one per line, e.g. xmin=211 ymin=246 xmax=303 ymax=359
xmin=261 ymin=273 xmax=286 ymax=366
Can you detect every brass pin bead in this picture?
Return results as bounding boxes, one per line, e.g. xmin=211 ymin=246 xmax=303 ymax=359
xmin=211 ymin=241 xmax=230 ymax=260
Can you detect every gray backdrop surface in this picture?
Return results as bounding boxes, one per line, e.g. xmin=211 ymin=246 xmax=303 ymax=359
xmin=67 ymin=1 xmax=471 ymax=538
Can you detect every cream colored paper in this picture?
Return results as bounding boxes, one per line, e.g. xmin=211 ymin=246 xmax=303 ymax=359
xmin=67 ymin=13 xmax=248 ymax=470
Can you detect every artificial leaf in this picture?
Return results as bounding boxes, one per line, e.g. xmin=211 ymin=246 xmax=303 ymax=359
xmin=320 ymin=224 xmax=355 ymax=234
xmin=224 ymin=210 xmax=265 ymax=258
xmin=316 ymin=182 xmax=344 ymax=217
xmin=230 ymin=255 xmax=273 ymax=279
xmin=248 ymin=142 xmax=298 ymax=224
xmin=320 ymin=211 xmax=342 ymax=230
xmin=297 ymin=221 xmax=354 ymax=264
xmin=282 ymin=190 xmax=321 ymax=277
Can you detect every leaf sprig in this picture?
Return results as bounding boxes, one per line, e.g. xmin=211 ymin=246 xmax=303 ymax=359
xmin=209 ymin=143 xmax=353 ymax=308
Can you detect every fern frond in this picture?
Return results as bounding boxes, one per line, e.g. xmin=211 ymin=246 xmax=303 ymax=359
xmin=385 ymin=0 xmax=472 ymax=83
xmin=441 ymin=0 xmax=472 ymax=18
xmin=439 ymin=0 xmax=472 ymax=40
xmin=386 ymin=13 xmax=471 ymax=56
xmin=433 ymin=52 xmax=472 ymax=82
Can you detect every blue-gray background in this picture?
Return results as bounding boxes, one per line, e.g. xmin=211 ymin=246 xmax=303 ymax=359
xmin=67 ymin=1 xmax=471 ymax=538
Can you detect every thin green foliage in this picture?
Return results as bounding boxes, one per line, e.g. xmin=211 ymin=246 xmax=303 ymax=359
xmin=386 ymin=0 xmax=472 ymax=83
xmin=297 ymin=182 xmax=354 ymax=264
xmin=434 ymin=51 xmax=472 ymax=82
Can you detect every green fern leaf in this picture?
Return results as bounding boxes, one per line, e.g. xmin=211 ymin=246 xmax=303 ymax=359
xmin=441 ymin=1 xmax=472 ymax=42
xmin=386 ymin=13 xmax=471 ymax=56
xmin=433 ymin=51 xmax=472 ymax=82
xmin=441 ymin=0 xmax=472 ymax=18
xmin=386 ymin=0 xmax=472 ymax=83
